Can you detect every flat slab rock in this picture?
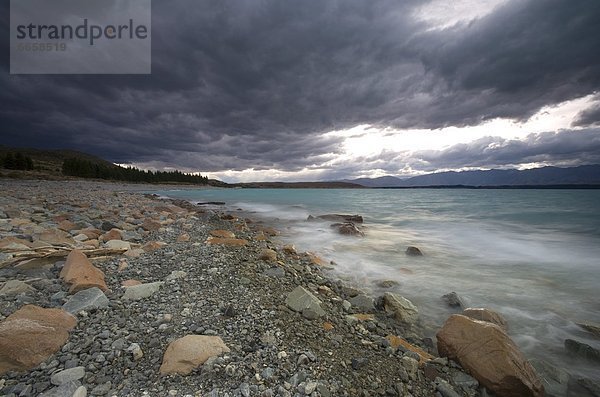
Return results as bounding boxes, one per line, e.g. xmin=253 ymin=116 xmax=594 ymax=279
xmin=285 ymin=286 xmax=326 ymax=318
xmin=62 ymin=287 xmax=109 ymax=314
xmin=122 ymin=281 xmax=164 ymax=300
xmin=0 ymin=305 xmax=76 ymax=374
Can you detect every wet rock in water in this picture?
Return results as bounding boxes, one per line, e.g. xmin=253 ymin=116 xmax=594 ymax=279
xmin=462 ymin=307 xmax=507 ymax=331
xmin=259 ymin=248 xmax=277 ymax=261
xmin=0 ymin=280 xmax=35 ymax=296
xmin=160 ymin=335 xmax=230 ymax=375
xmin=376 ymin=279 xmax=400 ymax=288
xmin=285 ymin=286 xmax=326 ymax=318
xmin=576 ymin=377 xmax=600 ymax=397
xmin=348 ymin=294 xmax=374 ymax=311
xmin=577 ymin=322 xmax=600 ymax=338
xmin=437 ymin=314 xmax=544 ymax=397
xmin=529 ymin=359 xmax=569 ymax=397
xmin=59 ymin=249 xmax=108 ymax=293
xmin=122 ymin=281 xmax=164 ymax=301
xmin=0 ymin=305 xmax=76 ymax=374
xmin=330 ymin=222 xmax=364 ymax=236
xmin=405 ymin=246 xmax=423 ymax=256
xmin=382 ymin=292 xmax=419 ymax=324
xmin=308 ymin=214 xmax=364 ymax=223
xmin=442 ymin=292 xmax=465 ymax=309
xmin=62 ymin=287 xmax=109 ymax=314
xmin=564 ymin=339 xmax=600 ymax=363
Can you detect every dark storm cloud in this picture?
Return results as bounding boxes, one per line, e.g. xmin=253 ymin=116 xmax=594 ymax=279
xmin=573 ymin=99 xmax=600 ymax=127
xmin=1 ymin=0 xmax=599 ymax=174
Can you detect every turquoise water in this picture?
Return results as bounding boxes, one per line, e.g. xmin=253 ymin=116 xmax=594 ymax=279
xmin=155 ymin=188 xmax=600 ymax=380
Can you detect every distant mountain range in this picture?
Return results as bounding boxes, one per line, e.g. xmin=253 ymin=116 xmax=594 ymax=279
xmin=342 ymin=165 xmax=600 ymax=187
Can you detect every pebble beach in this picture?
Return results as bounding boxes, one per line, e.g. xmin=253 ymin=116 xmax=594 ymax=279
xmin=0 ymin=179 xmax=580 ymax=397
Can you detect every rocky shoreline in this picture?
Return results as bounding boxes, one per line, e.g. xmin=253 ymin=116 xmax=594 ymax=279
xmin=0 ymin=180 xmax=594 ymax=397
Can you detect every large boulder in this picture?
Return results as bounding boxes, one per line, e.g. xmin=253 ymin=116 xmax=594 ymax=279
xmin=383 ymin=292 xmax=419 ymax=324
xmin=463 ymin=308 xmax=508 ymax=331
xmin=160 ymin=335 xmax=230 ymax=375
xmin=436 ymin=314 xmax=544 ymax=397
xmin=59 ymin=249 xmax=108 ymax=293
xmin=0 ymin=305 xmax=76 ymax=374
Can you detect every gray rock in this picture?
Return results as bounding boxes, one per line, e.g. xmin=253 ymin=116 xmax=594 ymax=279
xmin=530 ymin=359 xmax=569 ymax=397
xmin=90 ymin=381 xmax=111 ymax=396
xmin=263 ymin=267 xmax=285 ymax=278
xmin=436 ymin=378 xmax=462 ymax=397
xmin=73 ymin=386 xmax=87 ymax=397
xmin=577 ymin=322 xmax=600 ymax=338
xmin=383 ymin=292 xmax=419 ymax=324
xmin=39 ymin=381 xmax=81 ymax=397
xmin=405 ymin=246 xmax=423 ymax=256
xmin=122 ymin=281 xmax=164 ymax=301
xmin=348 ymin=294 xmax=374 ymax=311
xmin=400 ymin=356 xmax=418 ymax=380
xmin=442 ymin=292 xmax=465 ymax=309
xmin=0 ymin=280 xmax=35 ymax=295
xmin=127 ymin=343 xmax=143 ymax=360
xmin=165 ymin=271 xmax=187 ymax=281
xmin=62 ymin=287 xmax=109 ymax=314
xmin=565 ymin=339 xmax=600 ymax=363
xmin=342 ymin=300 xmax=351 ymax=312
xmin=452 ymin=371 xmax=479 ymax=391
xmin=285 ymin=286 xmax=325 ymax=317
xmin=239 ymin=383 xmax=250 ymax=397
xmin=50 ymin=366 xmax=86 ymax=386
xmin=104 ymin=240 xmax=131 ymax=250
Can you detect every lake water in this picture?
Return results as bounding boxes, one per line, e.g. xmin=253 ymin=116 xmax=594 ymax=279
xmin=154 ymin=187 xmax=600 ymax=382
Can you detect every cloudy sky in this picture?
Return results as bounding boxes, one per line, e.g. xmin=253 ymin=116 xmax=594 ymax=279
xmin=1 ymin=0 xmax=600 ymax=182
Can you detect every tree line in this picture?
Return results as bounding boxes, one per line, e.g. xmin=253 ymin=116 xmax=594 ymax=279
xmin=62 ymin=157 xmax=210 ymax=184
xmin=1 ymin=152 xmax=35 ymax=170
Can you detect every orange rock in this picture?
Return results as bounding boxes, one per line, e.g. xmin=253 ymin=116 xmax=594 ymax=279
xmin=118 ymin=258 xmax=129 ymax=272
xmin=463 ymin=308 xmax=508 ymax=331
xmin=254 ymin=232 xmax=267 ymax=241
xmin=38 ymin=229 xmax=75 ymax=246
xmin=0 ymin=305 xmax=76 ymax=374
xmin=205 ymin=237 xmax=248 ymax=246
xmin=306 ymin=252 xmax=327 ymax=266
xmin=0 ymin=237 xmax=34 ymax=249
xmin=80 ymin=229 xmax=101 ymax=239
xmin=258 ymin=227 xmax=279 ymax=236
xmin=141 ymin=219 xmax=161 ymax=231
xmin=60 ymin=249 xmax=108 ymax=293
xmin=122 ymin=279 xmax=142 ymax=287
xmin=102 ymin=229 xmax=122 ymax=241
xmin=142 ymin=241 xmax=167 ymax=252
xmin=160 ymin=335 xmax=230 ymax=375
xmin=437 ymin=315 xmax=544 ymax=397
xmin=210 ymin=230 xmax=236 ymax=238
xmin=57 ymin=220 xmax=78 ymax=232
xmin=323 ymin=322 xmax=334 ymax=331
xmin=385 ymin=335 xmax=433 ymax=365
xmin=176 ymin=233 xmax=190 ymax=242
xmin=259 ymin=249 xmax=277 ymax=261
